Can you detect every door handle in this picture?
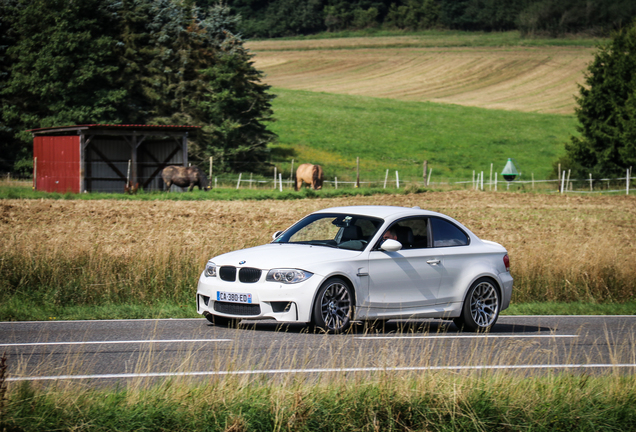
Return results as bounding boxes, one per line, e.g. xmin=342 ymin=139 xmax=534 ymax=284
xmin=427 ymin=259 xmax=440 ymax=265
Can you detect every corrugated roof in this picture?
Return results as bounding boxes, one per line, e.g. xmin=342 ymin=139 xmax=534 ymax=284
xmin=29 ymin=124 xmax=202 ymax=133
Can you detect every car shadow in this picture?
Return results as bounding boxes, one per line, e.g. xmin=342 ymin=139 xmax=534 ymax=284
xmin=229 ymin=319 xmax=554 ymax=335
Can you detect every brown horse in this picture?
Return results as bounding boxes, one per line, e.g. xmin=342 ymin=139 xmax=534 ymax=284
xmin=295 ymin=163 xmax=324 ymax=191
xmin=161 ymin=166 xmax=210 ymax=191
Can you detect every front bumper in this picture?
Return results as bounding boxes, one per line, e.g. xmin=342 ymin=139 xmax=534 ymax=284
xmin=196 ymin=271 xmax=321 ymax=323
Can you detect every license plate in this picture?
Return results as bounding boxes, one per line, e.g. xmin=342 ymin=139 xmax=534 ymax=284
xmin=217 ymin=291 xmax=252 ymax=304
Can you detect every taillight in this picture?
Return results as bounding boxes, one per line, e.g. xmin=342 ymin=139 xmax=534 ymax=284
xmin=503 ymin=254 xmax=510 ymax=272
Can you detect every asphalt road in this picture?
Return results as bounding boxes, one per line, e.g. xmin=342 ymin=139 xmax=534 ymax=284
xmin=1 ymin=316 xmax=635 ymax=385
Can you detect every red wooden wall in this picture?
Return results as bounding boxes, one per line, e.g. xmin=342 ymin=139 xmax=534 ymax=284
xmin=33 ymin=136 xmax=80 ymax=193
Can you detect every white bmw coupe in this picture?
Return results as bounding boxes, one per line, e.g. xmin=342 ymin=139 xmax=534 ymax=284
xmin=197 ymin=205 xmax=513 ymax=333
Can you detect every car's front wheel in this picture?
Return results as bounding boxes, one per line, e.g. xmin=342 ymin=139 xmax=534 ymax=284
xmin=312 ymin=277 xmax=354 ymax=334
xmin=453 ymin=277 xmax=500 ymax=332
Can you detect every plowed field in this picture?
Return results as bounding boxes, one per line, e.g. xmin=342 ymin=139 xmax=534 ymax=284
xmin=248 ymin=37 xmax=594 ymax=114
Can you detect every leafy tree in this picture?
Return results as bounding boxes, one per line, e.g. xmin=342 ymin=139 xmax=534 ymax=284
xmin=564 ymin=21 xmax=636 ymax=177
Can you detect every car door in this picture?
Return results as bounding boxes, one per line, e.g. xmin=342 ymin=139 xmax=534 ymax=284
xmin=429 ymin=217 xmax=472 ymax=305
xmin=366 ymin=217 xmax=445 ymax=311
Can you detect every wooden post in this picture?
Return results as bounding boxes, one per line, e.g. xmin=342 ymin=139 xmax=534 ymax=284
xmin=126 ymin=160 xmax=131 ymax=187
xmin=395 ymin=171 xmax=400 ymax=189
xmin=236 ymin=173 xmax=242 ymax=189
xmin=531 ymin=173 xmax=534 ymax=190
xmin=273 ymin=167 xmax=277 ymax=189
xmin=557 ymin=163 xmax=561 ymax=192
xmin=589 ymin=173 xmax=593 ymax=191
xmin=209 ymin=157 xmax=213 ymax=179
xmin=335 ymin=177 xmax=338 ymax=189
xmin=481 ymin=171 xmax=484 ymax=191
xmin=215 ymin=177 xmax=217 ymax=189
xmin=290 ymin=159 xmax=294 ymax=182
xmin=489 ymin=163 xmax=493 ymax=191
xmin=566 ymin=169 xmax=571 ymax=191
xmin=427 ymin=168 xmax=432 ymax=186
xmin=423 ymin=160 xmax=428 ymax=186
xmin=279 ymin=173 xmax=283 ymax=192
xmin=627 ymin=169 xmax=630 ymax=195
xmin=384 ymin=169 xmax=389 ymax=189
xmin=356 ymin=157 xmax=360 ymax=188
xmin=495 ymin=173 xmax=498 ymax=191
xmin=250 ymin=173 xmax=253 ymax=189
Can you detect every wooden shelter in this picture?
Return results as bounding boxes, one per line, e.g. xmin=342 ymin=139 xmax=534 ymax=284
xmin=30 ymin=124 xmax=200 ymax=193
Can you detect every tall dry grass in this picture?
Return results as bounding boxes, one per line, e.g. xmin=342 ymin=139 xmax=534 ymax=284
xmin=1 ymin=191 xmax=635 ymax=313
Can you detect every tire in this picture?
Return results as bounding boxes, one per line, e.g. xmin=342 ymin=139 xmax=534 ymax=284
xmin=453 ymin=277 xmax=500 ymax=332
xmin=204 ymin=313 xmax=235 ymax=327
xmin=312 ymin=277 xmax=354 ymax=334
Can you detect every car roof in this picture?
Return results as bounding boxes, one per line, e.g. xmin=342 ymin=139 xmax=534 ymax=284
xmin=313 ymin=205 xmax=443 ymax=220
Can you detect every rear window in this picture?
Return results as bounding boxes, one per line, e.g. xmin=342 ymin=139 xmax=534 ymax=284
xmin=431 ymin=217 xmax=469 ymax=247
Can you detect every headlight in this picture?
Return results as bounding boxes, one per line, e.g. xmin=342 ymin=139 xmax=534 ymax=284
xmin=266 ymin=269 xmax=313 ymax=284
xmin=204 ymin=261 xmax=217 ymax=277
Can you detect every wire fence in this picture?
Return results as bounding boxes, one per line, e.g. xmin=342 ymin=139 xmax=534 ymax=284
xmin=2 ymin=162 xmax=634 ymax=195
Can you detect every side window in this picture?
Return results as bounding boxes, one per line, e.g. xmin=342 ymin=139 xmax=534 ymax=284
xmin=396 ymin=218 xmax=429 ymax=249
xmin=431 ymin=217 xmax=468 ymax=247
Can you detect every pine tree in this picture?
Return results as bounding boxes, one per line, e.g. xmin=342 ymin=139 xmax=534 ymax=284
xmin=565 ymin=20 xmax=636 ymax=177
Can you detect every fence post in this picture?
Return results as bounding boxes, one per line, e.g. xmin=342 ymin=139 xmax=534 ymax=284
xmin=558 ymin=163 xmax=561 ymax=192
xmin=481 ymin=171 xmax=484 ymax=191
xmin=589 ymin=173 xmax=593 ymax=191
xmin=561 ymin=170 xmax=566 ymax=194
xmin=33 ymin=156 xmax=37 ymax=190
xmin=290 ymin=159 xmax=294 ymax=182
xmin=273 ymin=167 xmax=277 ymax=189
xmin=209 ymin=157 xmax=213 ymax=179
xmin=489 ymin=163 xmax=493 ymax=191
xmin=627 ymin=169 xmax=630 ymax=195
xmin=356 ymin=157 xmax=360 ymax=188
xmin=335 ymin=177 xmax=338 ymax=189
xmin=236 ymin=173 xmax=242 ymax=189
xmin=279 ymin=173 xmax=283 ymax=192
xmin=495 ymin=173 xmax=498 ymax=191
xmin=566 ymin=169 xmax=571 ymax=192
xmin=384 ymin=169 xmax=389 ymax=189
xmin=531 ymin=173 xmax=534 ymax=190
xmin=472 ymin=170 xmax=475 ymax=189
xmin=428 ymin=168 xmax=432 ymax=186
xmin=423 ymin=160 xmax=428 ymax=186
xmin=395 ymin=171 xmax=400 ymax=189
xmin=215 ymin=177 xmax=217 ymax=188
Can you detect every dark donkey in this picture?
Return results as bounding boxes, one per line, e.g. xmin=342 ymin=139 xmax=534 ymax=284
xmin=161 ymin=166 xmax=210 ymax=191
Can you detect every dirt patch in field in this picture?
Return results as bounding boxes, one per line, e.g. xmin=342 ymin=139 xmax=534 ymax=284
xmin=249 ymin=43 xmax=594 ymax=114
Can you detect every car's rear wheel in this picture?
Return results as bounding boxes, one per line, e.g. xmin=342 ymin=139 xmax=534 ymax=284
xmin=204 ymin=312 xmax=235 ymax=327
xmin=312 ymin=277 xmax=354 ymax=334
xmin=453 ymin=277 xmax=500 ymax=332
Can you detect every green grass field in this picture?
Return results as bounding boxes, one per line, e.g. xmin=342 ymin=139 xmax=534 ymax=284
xmin=267 ymin=88 xmax=577 ymax=183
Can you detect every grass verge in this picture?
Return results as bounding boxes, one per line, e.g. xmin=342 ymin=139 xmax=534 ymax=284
xmin=0 ymin=299 xmax=633 ymax=322
xmin=2 ymin=373 xmax=635 ymax=431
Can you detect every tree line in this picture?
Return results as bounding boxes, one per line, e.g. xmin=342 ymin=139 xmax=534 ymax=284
xmin=0 ymin=0 xmax=276 ymax=176
xmin=208 ymin=0 xmax=636 ymax=38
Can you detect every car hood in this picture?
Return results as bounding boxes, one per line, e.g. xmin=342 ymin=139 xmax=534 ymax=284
xmin=211 ymin=243 xmax=363 ymax=271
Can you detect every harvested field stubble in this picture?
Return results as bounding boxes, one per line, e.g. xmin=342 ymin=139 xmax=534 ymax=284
xmin=250 ymin=43 xmax=594 ymax=114
xmin=1 ymin=192 xmax=634 ymax=316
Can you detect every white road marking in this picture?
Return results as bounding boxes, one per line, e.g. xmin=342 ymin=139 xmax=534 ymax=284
xmin=7 ymin=363 xmax=636 ymax=382
xmin=0 ymin=339 xmax=232 ymax=347
xmin=356 ymin=334 xmax=578 ymax=340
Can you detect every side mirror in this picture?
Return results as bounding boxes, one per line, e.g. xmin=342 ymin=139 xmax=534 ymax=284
xmin=380 ymin=239 xmax=402 ymax=252
xmin=272 ymin=231 xmax=283 ymax=240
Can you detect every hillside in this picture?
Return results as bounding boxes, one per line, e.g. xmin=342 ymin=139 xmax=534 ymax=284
xmin=248 ymin=34 xmax=596 ymax=115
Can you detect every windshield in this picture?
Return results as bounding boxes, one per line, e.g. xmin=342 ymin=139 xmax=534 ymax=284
xmin=273 ymin=213 xmax=383 ymax=251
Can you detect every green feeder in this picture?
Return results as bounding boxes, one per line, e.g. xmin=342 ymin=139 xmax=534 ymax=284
xmin=501 ymin=158 xmax=519 ymax=182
